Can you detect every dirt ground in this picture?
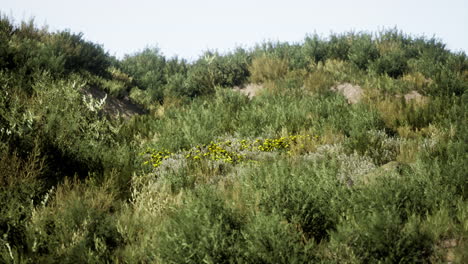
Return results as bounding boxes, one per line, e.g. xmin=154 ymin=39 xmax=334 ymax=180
xmin=82 ymin=87 xmax=146 ymax=118
xmin=233 ymin=83 xmax=264 ymax=99
xmin=331 ymin=83 xmax=363 ymax=104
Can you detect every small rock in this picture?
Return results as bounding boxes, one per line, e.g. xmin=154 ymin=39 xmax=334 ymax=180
xmin=404 ymin=90 xmax=424 ymax=102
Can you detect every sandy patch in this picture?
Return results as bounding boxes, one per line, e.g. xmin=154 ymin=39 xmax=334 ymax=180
xmin=331 ymin=83 xmax=363 ymax=104
xmin=403 ymin=90 xmax=425 ymax=102
xmin=233 ymin=83 xmax=264 ymax=99
xmin=82 ymin=87 xmax=146 ymax=118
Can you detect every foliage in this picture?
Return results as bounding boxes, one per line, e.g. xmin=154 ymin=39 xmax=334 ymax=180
xmin=142 ymin=134 xmax=319 ymax=171
xmin=347 ymin=33 xmax=379 ymax=70
xmin=120 ymin=47 xmax=167 ymax=102
xmin=249 ymin=55 xmax=289 ymax=83
xmin=27 ymin=177 xmax=123 ymax=263
xmin=1 ymin=16 xmax=467 ymax=263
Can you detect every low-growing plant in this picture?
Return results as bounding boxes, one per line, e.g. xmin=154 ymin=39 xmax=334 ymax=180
xmin=241 ymin=213 xmax=318 ymax=263
xmin=28 ymin=177 xmax=123 ymax=263
xmin=329 ymin=210 xmax=434 ymax=263
xmin=142 ymin=134 xmax=319 ymax=171
xmin=241 ymin=158 xmax=342 ymax=242
xmin=157 ymin=187 xmax=245 ymax=263
xmin=0 ymin=143 xmax=44 ymax=263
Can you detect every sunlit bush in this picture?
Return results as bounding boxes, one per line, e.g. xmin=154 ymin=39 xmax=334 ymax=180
xmin=121 ymin=48 xmax=167 ymax=102
xmin=1 ymin=16 xmax=467 ymax=262
xmin=249 ymin=55 xmax=289 ymax=83
xmin=347 ymin=33 xmax=379 ymax=70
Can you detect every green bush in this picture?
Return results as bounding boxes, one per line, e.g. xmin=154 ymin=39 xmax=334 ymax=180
xmin=215 ymin=48 xmax=251 ymax=86
xmin=169 ymin=50 xmax=250 ymax=99
xmin=348 ymin=33 xmax=379 ymax=70
xmin=157 ymin=187 xmax=244 ymax=263
xmin=430 ymin=66 xmax=467 ymax=96
xmin=241 ymin=213 xmax=317 ymax=263
xmin=370 ymin=43 xmax=409 ymax=78
xmin=183 ymin=62 xmax=217 ymax=97
xmin=120 ymin=48 xmax=167 ymax=102
xmin=242 ymin=158 xmax=342 ymax=242
xmin=48 ymin=31 xmax=111 ymax=76
xmin=0 ymin=15 xmax=14 ymax=69
xmin=253 ymin=41 xmax=309 ymax=70
xmin=163 ymin=72 xmax=188 ymax=98
xmin=0 ymin=144 xmax=44 ymax=263
xmin=329 ymin=210 xmax=433 ymax=263
xmin=28 ymin=178 xmax=123 ymax=263
xmin=1 ymin=17 xmax=467 ymax=262
xmin=327 ymin=33 xmax=352 ymax=61
xmin=249 ymin=55 xmax=289 ymax=83
xmin=303 ymin=34 xmax=329 ymax=63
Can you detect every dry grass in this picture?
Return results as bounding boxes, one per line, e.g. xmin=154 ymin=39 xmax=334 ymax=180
xmin=303 ymin=70 xmax=334 ymax=95
xmin=249 ymin=55 xmax=289 ymax=83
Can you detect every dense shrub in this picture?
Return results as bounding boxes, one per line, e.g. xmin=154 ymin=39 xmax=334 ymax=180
xmin=327 ymin=33 xmax=352 ymax=61
xmin=188 ymin=50 xmax=250 ymax=89
xmin=347 ymin=33 xmax=379 ymax=70
xmin=1 ymin=17 xmax=467 ymax=262
xmin=0 ymin=144 xmax=44 ymax=263
xmin=241 ymin=213 xmax=317 ymax=263
xmin=120 ymin=48 xmax=167 ymax=102
xmin=249 ymin=55 xmax=289 ymax=83
xmin=370 ymin=42 xmax=409 ymax=78
xmin=28 ymin=178 xmax=123 ymax=263
xmin=303 ymin=34 xmax=329 ymax=63
xmin=157 ymin=187 xmax=244 ymax=263
xmin=253 ymin=41 xmax=309 ymax=70
xmin=242 ymin=159 xmax=342 ymax=242
xmin=49 ymin=31 xmax=111 ymax=76
xmin=329 ymin=210 xmax=434 ymax=263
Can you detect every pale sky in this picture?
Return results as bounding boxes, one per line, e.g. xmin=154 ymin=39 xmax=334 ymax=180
xmin=2 ymin=0 xmax=467 ymax=60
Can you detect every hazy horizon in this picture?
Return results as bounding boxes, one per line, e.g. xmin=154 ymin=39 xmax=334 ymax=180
xmin=2 ymin=0 xmax=467 ymax=60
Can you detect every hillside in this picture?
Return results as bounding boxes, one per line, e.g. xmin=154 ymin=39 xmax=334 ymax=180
xmin=0 ymin=16 xmax=467 ymax=263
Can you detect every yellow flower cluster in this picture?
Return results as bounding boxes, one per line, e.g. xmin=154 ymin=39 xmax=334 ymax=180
xmin=143 ymin=134 xmax=318 ymax=169
xmin=143 ymin=149 xmax=171 ymax=168
xmin=185 ymin=141 xmax=244 ymax=163
xmin=242 ymin=134 xmax=317 ymax=152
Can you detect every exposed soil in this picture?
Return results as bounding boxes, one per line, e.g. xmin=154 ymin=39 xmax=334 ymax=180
xmin=402 ymin=90 xmax=427 ymax=103
xmin=82 ymin=87 xmax=147 ymax=118
xmin=331 ymin=83 xmax=427 ymax=105
xmin=233 ymin=83 xmax=264 ymax=98
xmin=330 ymin=83 xmax=363 ymax=104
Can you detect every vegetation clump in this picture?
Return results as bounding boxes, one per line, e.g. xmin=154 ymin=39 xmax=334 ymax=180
xmin=144 ymin=134 xmax=319 ymax=169
xmin=0 ymin=15 xmax=467 ymax=263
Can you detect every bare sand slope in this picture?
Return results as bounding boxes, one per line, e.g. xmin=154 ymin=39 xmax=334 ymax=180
xmin=82 ymin=87 xmax=147 ymax=118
